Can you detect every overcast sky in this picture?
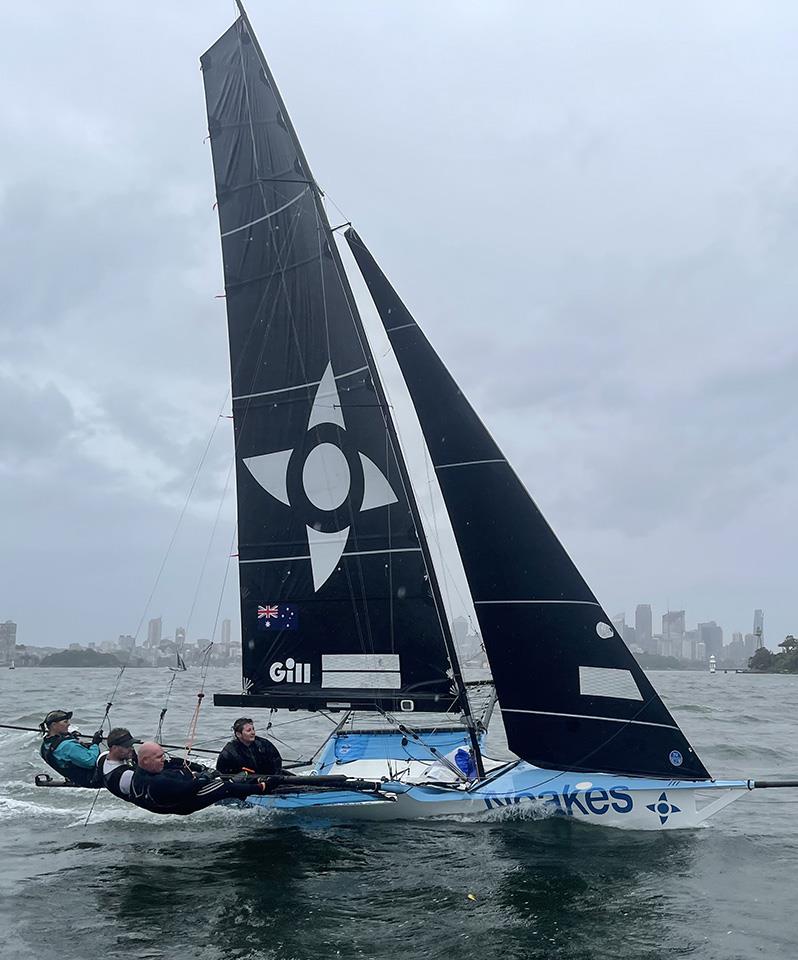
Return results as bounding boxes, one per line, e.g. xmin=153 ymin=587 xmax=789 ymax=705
xmin=1 ymin=1 xmax=796 ymax=650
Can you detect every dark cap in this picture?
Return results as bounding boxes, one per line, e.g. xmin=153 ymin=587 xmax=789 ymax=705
xmin=43 ymin=710 xmax=72 ymax=726
xmin=233 ymin=717 xmax=254 ymax=734
xmin=106 ymin=728 xmax=136 ymax=749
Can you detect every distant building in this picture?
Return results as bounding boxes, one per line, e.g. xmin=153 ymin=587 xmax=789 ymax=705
xmin=220 ymin=620 xmax=231 ymax=648
xmin=118 ymin=634 xmax=136 ymax=652
xmin=451 ymin=616 xmax=483 ymax=665
xmin=611 ymin=613 xmax=626 ymax=639
xmin=0 ymin=621 xmax=17 ymax=664
xmin=684 ymin=629 xmax=699 ymax=660
xmin=698 ymin=621 xmax=723 ymax=660
xmin=635 ymin=604 xmax=653 ymax=653
xmin=725 ymin=631 xmax=745 ymax=664
xmin=452 ymin=617 xmax=469 ymax=645
xmin=175 ymin=626 xmax=186 ymax=648
xmin=662 ymin=611 xmax=685 ymax=655
xmin=147 ymin=617 xmax=162 ymax=648
xmin=753 ymin=609 xmax=764 ymax=648
xmin=744 ymin=633 xmax=757 ymax=659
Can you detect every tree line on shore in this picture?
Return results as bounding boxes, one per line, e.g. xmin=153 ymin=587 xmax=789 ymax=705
xmin=748 ymin=636 xmax=798 ymax=674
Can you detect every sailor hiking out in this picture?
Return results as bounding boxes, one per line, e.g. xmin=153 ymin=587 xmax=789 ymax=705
xmin=128 ymin=742 xmax=270 ymax=816
xmin=39 ymin=710 xmax=103 ymax=787
xmin=97 ymin=727 xmax=137 ymax=800
xmin=216 ymin=717 xmax=282 ymax=776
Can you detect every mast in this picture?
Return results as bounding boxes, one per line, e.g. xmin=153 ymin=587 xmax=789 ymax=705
xmin=203 ymin=9 xmax=483 ymax=772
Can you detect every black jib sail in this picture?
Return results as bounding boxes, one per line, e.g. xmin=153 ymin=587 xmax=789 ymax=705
xmin=346 ymin=228 xmax=711 ymax=781
xmin=201 ymin=17 xmax=465 ymax=715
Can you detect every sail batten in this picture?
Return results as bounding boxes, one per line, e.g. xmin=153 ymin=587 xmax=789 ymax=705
xmin=346 ymin=227 xmax=711 ymax=781
xmin=502 ymin=709 xmax=680 ymax=731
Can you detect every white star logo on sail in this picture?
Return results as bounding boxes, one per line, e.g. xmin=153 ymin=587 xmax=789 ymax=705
xmin=243 ymin=363 xmax=398 ymax=591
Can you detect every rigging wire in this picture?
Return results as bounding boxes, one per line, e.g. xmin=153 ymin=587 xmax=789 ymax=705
xmin=183 ymin=524 xmax=238 ymax=762
xmin=82 ymin=392 xmax=231 ymax=827
xmin=155 ymin=454 xmax=236 ymax=743
xmin=130 ymin=389 xmax=231 ymax=648
xmin=98 ymin=388 xmax=231 ymax=732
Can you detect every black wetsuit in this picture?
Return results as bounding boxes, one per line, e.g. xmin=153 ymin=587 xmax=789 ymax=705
xmin=97 ymin=754 xmax=137 ymax=801
xmin=128 ymin=759 xmax=262 ymax=816
xmin=216 ymin=736 xmax=283 ymax=776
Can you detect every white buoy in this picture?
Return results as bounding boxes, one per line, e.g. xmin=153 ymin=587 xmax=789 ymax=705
xmin=709 ymin=655 xmax=716 ymax=674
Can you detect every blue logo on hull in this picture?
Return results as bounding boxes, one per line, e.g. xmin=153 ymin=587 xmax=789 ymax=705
xmin=483 ymin=786 xmax=633 ymax=817
xmin=646 ymin=791 xmax=681 ymax=825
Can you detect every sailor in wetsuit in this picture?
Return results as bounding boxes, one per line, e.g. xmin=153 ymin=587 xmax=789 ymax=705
xmin=97 ymin=727 xmax=138 ymax=801
xmin=128 ymin=742 xmax=269 ymax=815
xmin=216 ymin=717 xmax=283 ymax=776
xmin=39 ymin=710 xmax=103 ymax=786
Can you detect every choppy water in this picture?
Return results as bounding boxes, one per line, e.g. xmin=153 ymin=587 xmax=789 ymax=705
xmin=1 ymin=667 xmax=797 ymax=960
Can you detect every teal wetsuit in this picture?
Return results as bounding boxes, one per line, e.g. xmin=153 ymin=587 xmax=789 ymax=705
xmin=40 ymin=734 xmax=101 ymax=786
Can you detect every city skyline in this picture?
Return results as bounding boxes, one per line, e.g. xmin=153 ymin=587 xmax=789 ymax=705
xmin=2 ymin=601 xmax=776 ymax=668
xmin=611 ymin=604 xmax=766 ymax=663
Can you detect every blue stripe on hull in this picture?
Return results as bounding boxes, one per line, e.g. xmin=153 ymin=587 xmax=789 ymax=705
xmin=248 ymin=789 xmax=388 ymax=810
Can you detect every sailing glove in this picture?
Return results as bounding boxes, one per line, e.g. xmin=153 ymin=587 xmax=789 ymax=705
xmin=91 ymin=730 xmax=104 ymax=745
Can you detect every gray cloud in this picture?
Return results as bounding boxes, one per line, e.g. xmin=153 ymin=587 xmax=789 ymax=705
xmin=1 ymin=1 xmax=796 ymax=650
xmin=0 ymin=375 xmax=77 ymax=465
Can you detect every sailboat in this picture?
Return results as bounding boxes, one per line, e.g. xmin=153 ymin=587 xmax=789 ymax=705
xmin=200 ymin=4 xmax=794 ymax=828
xmin=169 ymin=653 xmax=188 ymax=673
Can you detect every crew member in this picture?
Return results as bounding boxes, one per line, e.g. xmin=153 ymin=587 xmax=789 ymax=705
xmin=39 ymin=710 xmax=103 ymax=787
xmin=128 ymin=741 xmax=270 ymax=816
xmin=216 ymin=717 xmax=283 ymax=776
xmin=97 ymin=727 xmax=138 ymax=801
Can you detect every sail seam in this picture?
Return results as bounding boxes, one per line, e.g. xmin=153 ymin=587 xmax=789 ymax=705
xmin=221 ymin=188 xmax=309 ymax=236
xmin=233 ymin=365 xmax=369 ymax=401
xmin=239 ymin=547 xmax=422 ymax=564
xmin=386 ymin=322 xmax=416 ymax=332
xmin=436 ymin=459 xmax=506 ymax=469
xmin=501 ymin=708 xmax=679 ymax=731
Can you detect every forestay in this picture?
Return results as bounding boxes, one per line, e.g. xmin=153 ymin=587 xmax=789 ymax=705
xmin=346 ymin=228 xmax=710 ymax=780
xmin=201 ymin=19 xmax=464 ymax=714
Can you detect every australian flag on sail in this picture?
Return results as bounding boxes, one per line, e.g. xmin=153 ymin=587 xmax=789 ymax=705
xmin=257 ymin=604 xmax=299 ymax=631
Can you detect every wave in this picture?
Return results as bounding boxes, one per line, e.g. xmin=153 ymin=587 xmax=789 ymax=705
xmin=0 ymin=796 xmax=84 ymax=819
xmin=707 ymin=742 xmax=787 ymax=760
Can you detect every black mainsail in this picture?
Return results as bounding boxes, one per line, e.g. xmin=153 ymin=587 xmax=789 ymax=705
xmin=346 ymin=228 xmax=710 ymax=781
xmin=201 ymin=16 xmax=470 ymax=717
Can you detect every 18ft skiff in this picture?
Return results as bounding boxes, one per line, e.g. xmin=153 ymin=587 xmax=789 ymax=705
xmin=196 ymin=3 xmax=796 ymax=829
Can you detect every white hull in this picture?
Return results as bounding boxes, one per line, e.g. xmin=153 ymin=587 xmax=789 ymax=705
xmin=247 ymin=732 xmax=749 ymax=830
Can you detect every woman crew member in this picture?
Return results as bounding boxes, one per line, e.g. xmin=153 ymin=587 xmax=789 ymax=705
xmin=216 ymin=717 xmax=283 ymax=776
